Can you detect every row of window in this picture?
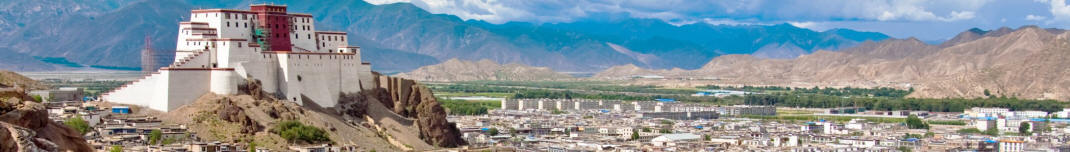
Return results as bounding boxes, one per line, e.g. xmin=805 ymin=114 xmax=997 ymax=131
xmin=222 ymin=13 xmax=253 ymax=20
xmin=261 ymin=54 xmax=357 ymax=60
xmin=321 ymin=35 xmax=344 ymax=41
xmin=187 ymin=41 xmax=254 ymax=49
xmin=225 ymin=22 xmax=249 ymax=28
xmin=182 ymin=30 xmax=215 ymax=35
xmin=198 ymin=12 xmax=308 ymax=23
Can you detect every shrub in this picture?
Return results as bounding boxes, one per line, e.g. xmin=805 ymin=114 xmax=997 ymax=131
xmin=64 ymin=117 xmax=90 ymax=135
xmin=149 ymin=130 xmax=162 ymax=145
xmin=272 ymin=121 xmax=330 ymax=143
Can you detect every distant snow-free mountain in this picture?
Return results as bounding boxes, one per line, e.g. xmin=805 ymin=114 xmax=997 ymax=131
xmin=0 ymin=0 xmax=888 ymax=72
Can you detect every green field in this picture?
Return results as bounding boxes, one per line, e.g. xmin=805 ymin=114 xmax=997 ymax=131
xmin=438 ymin=99 xmax=501 ymax=115
xmin=740 ymin=114 xmax=907 ymax=124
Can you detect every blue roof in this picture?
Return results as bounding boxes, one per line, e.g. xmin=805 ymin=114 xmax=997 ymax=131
xmin=656 ymin=98 xmax=676 ymax=102
xmin=904 ymin=138 xmax=919 ymax=142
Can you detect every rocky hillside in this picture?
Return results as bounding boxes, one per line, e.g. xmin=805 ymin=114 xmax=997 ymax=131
xmin=595 ymin=26 xmax=1070 ymax=101
xmin=160 ymin=73 xmax=465 ymax=151
xmin=357 ymin=74 xmax=467 ymax=147
xmin=0 ymin=72 xmax=91 ymax=151
xmin=397 ymin=59 xmax=573 ymax=82
xmin=0 ymin=71 xmax=48 ymax=89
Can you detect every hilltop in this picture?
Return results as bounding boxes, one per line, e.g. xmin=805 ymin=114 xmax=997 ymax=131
xmin=397 ymin=59 xmax=574 ymax=82
xmin=0 ymin=71 xmax=48 ymax=89
xmin=595 ymin=26 xmax=1070 ymax=101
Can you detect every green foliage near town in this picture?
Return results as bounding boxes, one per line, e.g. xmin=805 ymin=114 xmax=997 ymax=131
xmin=248 ymin=142 xmax=257 ymax=152
xmin=487 ymin=128 xmax=499 ymax=136
xmin=699 ymin=85 xmax=913 ymax=98
xmin=1019 ymin=122 xmax=1031 ymax=135
xmin=110 ymin=145 xmax=122 ymax=152
xmin=439 ymin=99 xmax=501 ymax=115
xmin=272 ymin=121 xmax=330 ymax=143
xmin=740 ymin=114 xmax=906 ymax=124
xmin=431 ymin=81 xmax=1066 ymax=113
xmin=927 ymin=120 xmax=966 ymax=126
xmin=957 ymin=128 xmax=983 ymax=134
xmin=905 ymin=115 xmax=929 ymax=129
xmin=984 ymin=125 xmax=1000 ymax=136
xmin=64 ymin=117 xmax=90 ymax=135
xmin=148 ymin=130 xmax=162 ymax=145
xmin=743 ymin=93 xmax=1066 ymax=112
xmin=461 ymin=81 xmax=697 ymax=95
xmin=902 ymin=133 xmax=925 ymax=139
xmin=897 ymin=146 xmax=913 ymax=152
xmin=31 ymin=95 xmax=42 ymax=102
xmin=39 ymin=79 xmax=128 ymax=97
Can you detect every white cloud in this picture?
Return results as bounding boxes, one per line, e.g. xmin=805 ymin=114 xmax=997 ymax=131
xmin=1046 ymin=0 xmax=1070 ymax=22
xmin=364 ymin=0 xmax=990 ymax=24
xmin=788 ymin=21 xmax=818 ymax=29
xmin=702 ymin=18 xmax=767 ymax=26
xmin=1026 ymin=14 xmax=1048 ymax=21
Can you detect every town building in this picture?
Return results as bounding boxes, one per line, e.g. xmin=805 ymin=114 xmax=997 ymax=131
xmin=102 ymin=4 xmax=375 ymax=112
xmin=29 ymin=87 xmax=85 ymax=102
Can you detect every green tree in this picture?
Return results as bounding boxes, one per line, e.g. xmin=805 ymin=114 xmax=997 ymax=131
xmin=956 ymin=128 xmax=982 ymax=134
xmin=248 ymin=142 xmax=257 ymax=152
xmin=984 ymin=125 xmax=1000 ymax=136
xmin=487 ymin=128 xmax=499 ymax=136
xmin=31 ymin=95 xmax=42 ymax=102
xmin=983 ymin=89 xmax=991 ymax=96
xmin=110 ymin=145 xmax=122 ymax=152
xmin=897 ymin=146 xmax=912 ymax=152
xmin=64 ymin=117 xmax=90 ymax=135
xmin=905 ymin=114 xmax=929 ymax=129
xmin=148 ymin=130 xmax=162 ymax=145
xmin=1019 ymin=122 xmax=1031 ymax=135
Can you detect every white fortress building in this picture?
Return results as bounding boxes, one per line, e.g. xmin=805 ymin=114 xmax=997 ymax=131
xmin=103 ymin=4 xmax=374 ymax=112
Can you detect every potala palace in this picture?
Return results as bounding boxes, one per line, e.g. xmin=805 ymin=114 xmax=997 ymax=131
xmin=103 ymin=4 xmax=374 ymax=112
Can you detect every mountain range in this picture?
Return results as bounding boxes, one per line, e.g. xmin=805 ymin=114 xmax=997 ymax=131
xmin=396 ymin=59 xmax=573 ymax=82
xmin=0 ymin=0 xmax=888 ymax=73
xmin=595 ymin=26 xmax=1070 ymax=101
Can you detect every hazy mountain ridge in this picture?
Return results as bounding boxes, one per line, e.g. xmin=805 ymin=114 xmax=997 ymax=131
xmin=596 ymin=26 xmax=1070 ymax=101
xmin=0 ymin=0 xmax=888 ymax=73
xmin=396 ymin=59 xmax=573 ymax=82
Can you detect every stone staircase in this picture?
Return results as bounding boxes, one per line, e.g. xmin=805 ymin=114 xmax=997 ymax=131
xmin=101 ymin=49 xmax=208 ymax=98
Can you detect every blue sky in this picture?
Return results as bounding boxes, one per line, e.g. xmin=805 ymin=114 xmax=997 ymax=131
xmin=365 ymin=0 xmax=1070 ymax=41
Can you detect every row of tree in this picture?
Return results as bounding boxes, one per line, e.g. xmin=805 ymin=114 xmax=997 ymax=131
xmin=439 ymin=99 xmax=501 ymax=115
xmin=743 ymin=93 xmax=1066 ymax=112
xmin=700 ymin=85 xmax=913 ymax=98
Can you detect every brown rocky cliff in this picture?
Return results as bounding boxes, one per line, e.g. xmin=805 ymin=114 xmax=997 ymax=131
xmin=369 ymin=74 xmax=467 ymax=147
xmin=0 ymin=100 xmax=93 ymax=152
